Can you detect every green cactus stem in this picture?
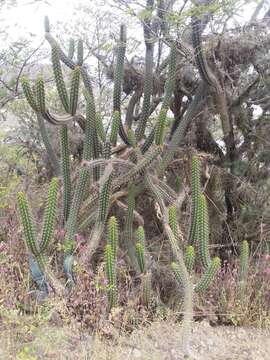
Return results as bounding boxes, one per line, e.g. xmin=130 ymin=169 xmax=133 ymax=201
xmin=68 ymin=38 xmax=75 ymax=60
xmin=135 ymin=0 xmax=154 ymax=141
xmin=77 ymin=39 xmax=84 ymax=66
xmin=154 ymin=43 xmax=176 ymax=146
xmin=69 ymin=66 xmax=81 ymax=116
xmin=17 ymin=192 xmax=39 ymax=257
xmin=185 ymin=245 xmax=195 ymax=273
xmin=195 ymin=257 xmax=221 ymax=293
xmin=113 ymin=24 xmax=129 ymax=145
xmin=198 ymin=193 xmax=211 ymax=268
xmin=136 ymin=242 xmax=145 ymax=274
xmin=40 ymin=177 xmax=58 ymax=252
xmin=110 ymin=111 xmax=120 ymax=146
xmin=51 ymin=44 xmax=70 ymax=113
xmin=142 ymin=272 xmax=151 ymax=307
xmin=105 ymin=244 xmax=117 ymax=310
xmin=124 ymin=185 xmax=138 ymax=268
xmin=60 ymin=125 xmax=71 ymax=222
xmin=36 ymin=75 xmax=46 ymax=114
xmin=36 ymin=113 xmax=60 ymax=176
xmin=96 ymin=112 xmax=106 ymax=143
xmin=108 ymin=216 xmax=118 ymax=261
xmin=188 ymin=155 xmax=201 ymax=245
xmin=238 ymin=240 xmax=249 ymax=293
xmin=21 ymin=77 xmax=39 ymax=112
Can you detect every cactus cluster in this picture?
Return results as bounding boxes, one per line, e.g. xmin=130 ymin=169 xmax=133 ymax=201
xmin=16 ymin=15 xmax=253 ymax=358
xmin=17 ymin=178 xmax=63 ymax=294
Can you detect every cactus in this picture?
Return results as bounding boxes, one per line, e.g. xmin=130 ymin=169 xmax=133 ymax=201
xmin=195 ymin=257 xmax=221 ymax=293
xmin=51 ymin=44 xmax=70 ymax=113
xmin=113 ymin=24 xmax=129 ymax=144
xmin=142 ymin=272 xmax=151 ymax=306
xmin=124 ymin=185 xmax=137 ymax=268
xmin=99 ymin=169 xmax=113 ymax=224
xmin=135 ymin=0 xmax=154 ymax=141
xmin=17 ymin=178 xmax=61 ymax=294
xmin=60 ymin=125 xmax=71 ymax=222
xmin=96 ymin=112 xmax=106 ymax=143
xmin=69 ymin=66 xmax=81 ymax=115
xmin=198 ymin=193 xmax=211 ymax=268
xmin=188 ymin=155 xmax=201 ymax=245
xmin=77 ymin=39 xmax=84 ymax=66
xmin=17 ymin=191 xmax=39 ymax=257
xmin=110 ymin=111 xmax=120 ymax=146
xmin=175 ymin=175 xmax=181 ymax=193
xmin=238 ymin=240 xmax=249 ymax=294
xmin=108 ymin=216 xmax=118 ymax=261
xmin=36 ymin=75 xmax=46 ymax=113
xmin=40 ymin=177 xmax=58 ymax=252
xmin=68 ymin=38 xmax=75 ymax=60
xmin=105 ymin=244 xmax=117 ymax=310
xmin=185 ymin=245 xmax=195 ymax=273
xmin=154 ymin=43 xmax=176 ymax=146
xmin=21 ymin=76 xmax=39 ymax=112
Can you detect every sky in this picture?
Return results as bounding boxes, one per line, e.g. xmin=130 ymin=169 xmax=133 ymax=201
xmin=1 ymin=0 xmax=266 ymax=44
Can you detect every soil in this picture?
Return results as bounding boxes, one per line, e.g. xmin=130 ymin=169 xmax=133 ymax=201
xmin=0 ymin=319 xmax=269 ymax=359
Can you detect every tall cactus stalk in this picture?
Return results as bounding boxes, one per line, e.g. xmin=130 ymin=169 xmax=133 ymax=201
xmin=238 ymin=240 xmax=249 ymax=295
xmin=105 ymin=217 xmax=118 ymax=311
xmin=135 ymin=0 xmax=155 ymax=141
xmin=113 ymin=24 xmax=129 ymax=144
xmin=188 ymin=155 xmax=201 ymax=245
xmin=60 ymin=125 xmax=71 ymax=222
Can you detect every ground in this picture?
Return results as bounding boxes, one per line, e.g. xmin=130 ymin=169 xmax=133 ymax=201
xmin=1 ymin=317 xmax=269 ymax=360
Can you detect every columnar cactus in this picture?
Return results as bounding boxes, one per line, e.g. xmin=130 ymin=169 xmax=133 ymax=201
xmin=17 ymin=178 xmax=62 ymax=294
xmin=105 ymin=217 xmax=119 ymax=310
